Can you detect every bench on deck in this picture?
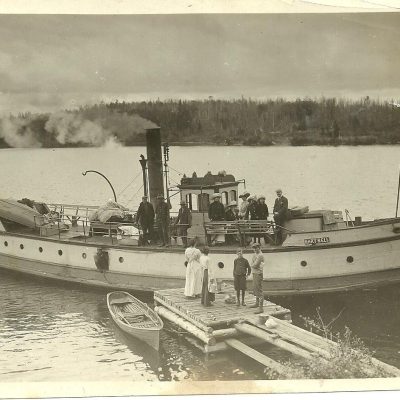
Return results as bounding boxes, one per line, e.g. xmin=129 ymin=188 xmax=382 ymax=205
xmin=204 ymin=220 xmax=276 ymax=246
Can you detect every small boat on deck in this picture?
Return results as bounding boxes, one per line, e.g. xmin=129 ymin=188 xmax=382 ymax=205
xmin=107 ymin=291 xmax=163 ymax=350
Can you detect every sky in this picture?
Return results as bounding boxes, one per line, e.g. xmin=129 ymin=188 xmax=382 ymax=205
xmin=0 ymin=12 xmax=399 ymax=114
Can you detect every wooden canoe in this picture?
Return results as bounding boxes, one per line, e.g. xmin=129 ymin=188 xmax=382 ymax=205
xmin=107 ymin=291 xmax=163 ymax=350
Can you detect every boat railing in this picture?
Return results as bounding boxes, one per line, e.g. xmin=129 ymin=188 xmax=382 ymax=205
xmin=204 ymin=220 xmax=277 ymax=246
xmin=34 ymin=207 xmax=188 ymax=246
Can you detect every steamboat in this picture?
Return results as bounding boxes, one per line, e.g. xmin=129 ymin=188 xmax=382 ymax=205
xmin=1 ymin=127 xmax=400 ymax=296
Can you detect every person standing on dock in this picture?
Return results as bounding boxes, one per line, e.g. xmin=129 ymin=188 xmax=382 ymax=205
xmin=233 ymin=248 xmax=251 ymax=306
xmin=156 ymin=195 xmax=170 ymax=247
xmin=184 ymin=239 xmax=203 ymax=299
xmin=175 ymin=200 xmax=192 ymax=247
xmin=273 ymin=189 xmax=288 ymax=245
xmin=135 ymin=196 xmax=154 ymax=245
xmin=200 ymin=247 xmax=215 ymax=306
xmin=249 ymin=243 xmax=265 ymax=314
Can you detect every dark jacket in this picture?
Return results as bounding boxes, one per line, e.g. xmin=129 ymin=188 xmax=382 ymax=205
xmin=256 ymin=202 xmax=269 ymax=220
xmin=233 ymin=257 xmax=251 ymax=276
xmin=225 ymin=208 xmax=237 ymax=221
xmin=176 ymin=206 xmax=192 ymax=226
xmin=155 ymin=201 xmax=169 ymax=223
xmin=136 ymin=202 xmax=154 ymax=226
xmin=245 ymin=202 xmax=258 ymax=220
xmin=208 ymin=201 xmax=225 ymax=221
xmin=273 ymin=196 xmax=289 ymax=221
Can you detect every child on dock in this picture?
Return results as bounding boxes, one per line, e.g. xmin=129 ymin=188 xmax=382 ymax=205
xmin=233 ymin=248 xmax=251 ymax=306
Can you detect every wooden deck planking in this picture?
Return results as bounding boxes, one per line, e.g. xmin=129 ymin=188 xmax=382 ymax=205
xmin=154 ymin=287 xmax=291 ymax=328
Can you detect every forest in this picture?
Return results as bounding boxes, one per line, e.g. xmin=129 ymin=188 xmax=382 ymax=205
xmin=1 ymin=97 xmax=400 ymax=148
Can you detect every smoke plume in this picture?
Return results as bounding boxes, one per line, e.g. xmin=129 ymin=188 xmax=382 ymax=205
xmin=0 ymin=116 xmax=42 ymax=148
xmin=0 ymin=107 xmax=159 ymax=148
xmin=45 ymin=112 xmax=109 ymax=146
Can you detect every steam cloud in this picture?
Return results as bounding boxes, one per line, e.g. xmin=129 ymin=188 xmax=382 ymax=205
xmin=0 ymin=116 xmax=42 ymax=148
xmin=45 ymin=112 xmax=109 ymax=146
xmin=0 ymin=109 xmax=159 ymax=148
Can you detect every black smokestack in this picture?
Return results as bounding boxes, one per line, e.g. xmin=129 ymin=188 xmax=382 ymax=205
xmin=146 ymin=128 xmax=164 ymax=206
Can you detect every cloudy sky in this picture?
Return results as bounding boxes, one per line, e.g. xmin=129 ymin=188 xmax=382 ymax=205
xmin=0 ymin=12 xmax=399 ymax=114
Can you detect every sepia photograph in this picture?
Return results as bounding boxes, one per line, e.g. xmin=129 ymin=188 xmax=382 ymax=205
xmin=0 ymin=1 xmax=399 ymax=398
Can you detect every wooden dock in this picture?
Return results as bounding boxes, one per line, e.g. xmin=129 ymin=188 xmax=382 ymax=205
xmin=154 ymin=286 xmax=400 ymax=377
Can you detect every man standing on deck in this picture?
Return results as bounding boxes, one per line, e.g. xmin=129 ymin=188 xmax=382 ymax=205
xmin=175 ymin=201 xmax=192 ymax=247
xmin=156 ymin=195 xmax=170 ymax=247
xmin=273 ymin=189 xmax=289 ymax=245
xmin=135 ymin=196 xmax=154 ymax=245
xmin=208 ymin=193 xmax=225 ymax=221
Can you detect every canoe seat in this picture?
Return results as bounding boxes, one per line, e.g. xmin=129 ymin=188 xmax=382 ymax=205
xmin=110 ymin=298 xmax=134 ymax=305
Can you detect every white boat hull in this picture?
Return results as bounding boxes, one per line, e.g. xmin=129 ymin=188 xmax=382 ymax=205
xmin=1 ymin=220 xmax=400 ymax=295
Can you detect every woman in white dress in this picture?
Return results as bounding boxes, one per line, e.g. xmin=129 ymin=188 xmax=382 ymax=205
xmin=184 ymin=239 xmax=203 ymax=298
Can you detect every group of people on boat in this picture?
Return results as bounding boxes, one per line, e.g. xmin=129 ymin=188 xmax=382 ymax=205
xmin=183 ymin=239 xmax=265 ymax=314
xmin=135 ymin=194 xmax=173 ymax=247
xmin=129 ymin=188 xmax=288 ymax=247
xmin=207 ymin=188 xmax=289 ymax=245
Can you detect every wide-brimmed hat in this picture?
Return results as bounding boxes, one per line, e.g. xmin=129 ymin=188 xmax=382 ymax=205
xmin=239 ymin=191 xmax=250 ymax=199
xmin=251 ymin=242 xmax=261 ymax=248
xmin=258 ymin=194 xmax=266 ymax=200
xmin=248 ymin=195 xmax=257 ymax=202
xmin=211 ymin=193 xmax=221 ymax=199
xmin=228 ymin=201 xmax=237 ymax=207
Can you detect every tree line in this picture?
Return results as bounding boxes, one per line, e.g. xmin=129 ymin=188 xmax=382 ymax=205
xmin=1 ymin=96 xmax=400 ymax=148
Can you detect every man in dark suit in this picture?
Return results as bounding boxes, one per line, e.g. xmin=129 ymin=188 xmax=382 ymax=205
xmin=135 ymin=196 xmax=154 ymax=245
xmin=273 ymin=189 xmax=288 ymax=245
xmin=175 ymin=201 xmax=192 ymax=247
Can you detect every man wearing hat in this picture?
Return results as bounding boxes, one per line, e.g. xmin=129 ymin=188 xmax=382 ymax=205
xmin=208 ymin=193 xmax=225 ymax=222
xmin=155 ymin=194 xmax=170 ymax=246
xmin=135 ymin=195 xmax=154 ymax=245
xmin=238 ymin=191 xmax=250 ymax=219
xmin=225 ymin=201 xmax=238 ymax=244
xmin=249 ymin=242 xmax=265 ymax=314
xmin=273 ymin=189 xmax=289 ymax=245
xmin=175 ymin=200 xmax=192 ymax=247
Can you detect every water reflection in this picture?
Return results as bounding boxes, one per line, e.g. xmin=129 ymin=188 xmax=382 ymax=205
xmin=0 ymin=269 xmax=399 ymax=382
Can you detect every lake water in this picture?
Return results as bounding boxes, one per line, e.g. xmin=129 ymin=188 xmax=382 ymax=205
xmin=0 ymin=145 xmax=399 ymax=382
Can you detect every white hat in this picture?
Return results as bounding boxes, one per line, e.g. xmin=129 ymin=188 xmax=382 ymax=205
xmin=248 ymin=195 xmax=257 ymax=202
xmin=258 ymin=194 xmax=266 ymax=200
xmin=228 ymin=201 xmax=237 ymax=207
xmin=211 ymin=193 xmax=221 ymax=199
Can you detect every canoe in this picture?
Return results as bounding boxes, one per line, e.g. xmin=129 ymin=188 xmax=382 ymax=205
xmin=107 ymin=291 xmax=163 ymax=350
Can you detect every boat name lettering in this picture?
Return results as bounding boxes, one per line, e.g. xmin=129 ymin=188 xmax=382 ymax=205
xmin=304 ymin=237 xmax=330 ymax=245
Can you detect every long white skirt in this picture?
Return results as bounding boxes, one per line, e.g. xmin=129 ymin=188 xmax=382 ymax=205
xmin=184 ymin=261 xmax=203 ymax=297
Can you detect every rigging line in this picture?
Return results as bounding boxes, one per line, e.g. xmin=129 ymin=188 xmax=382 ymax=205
xmin=118 ymin=170 xmax=142 ymax=196
xmin=168 ymin=165 xmax=185 ymax=176
xmin=128 ymin=183 xmax=144 ymax=204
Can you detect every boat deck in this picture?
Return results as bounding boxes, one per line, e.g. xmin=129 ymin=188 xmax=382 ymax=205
xmin=154 ymin=286 xmax=291 ymax=329
xmin=7 ymin=224 xmax=279 ymax=251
